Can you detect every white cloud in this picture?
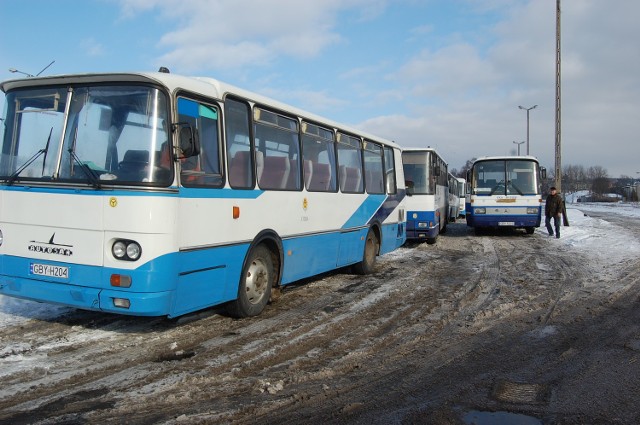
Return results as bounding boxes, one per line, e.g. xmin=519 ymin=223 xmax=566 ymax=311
xmin=80 ymin=38 xmax=106 ymax=57
xmin=117 ymin=0 xmax=381 ymax=72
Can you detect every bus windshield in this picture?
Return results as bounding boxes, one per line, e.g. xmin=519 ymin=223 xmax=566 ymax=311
xmin=1 ymin=85 xmax=171 ymax=186
xmin=402 ymin=151 xmax=434 ymax=195
xmin=472 ymin=159 xmax=539 ymax=196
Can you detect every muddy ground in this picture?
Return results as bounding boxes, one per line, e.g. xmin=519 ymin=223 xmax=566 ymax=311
xmin=1 ymin=209 xmax=639 ymax=425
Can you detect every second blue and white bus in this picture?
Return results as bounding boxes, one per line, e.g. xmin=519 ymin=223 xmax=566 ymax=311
xmin=401 ymin=148 xmax=448 ymax=244
xmin=465 ymin=156 xmax=545 ymax=234
xmin=0 ymin=70 xmax=407 ymax=318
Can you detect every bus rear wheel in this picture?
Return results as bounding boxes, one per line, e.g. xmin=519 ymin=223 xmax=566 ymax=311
xmin=227 ymin=245 xmax=273 ymax=318
xmin=353 ymin=228 xmax=379 ymax=275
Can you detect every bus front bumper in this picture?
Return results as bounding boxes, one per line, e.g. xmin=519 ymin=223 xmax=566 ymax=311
xmin=466 ymin=215 xmax=540 ymax=228
xmin=0 ymin=276 xmax=172 ymax=317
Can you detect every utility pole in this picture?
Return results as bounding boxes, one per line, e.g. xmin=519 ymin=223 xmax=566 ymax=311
xmin=555 ymin=0 xmax=562 ymax=192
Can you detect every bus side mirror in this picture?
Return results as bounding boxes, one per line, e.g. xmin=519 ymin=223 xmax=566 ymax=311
xmin=405 ymin=180 xmax=414 ymax=196
xmin=540 ymin=167 xmax=547 ymax=179
xmin=178 ymin=125 xmax=200 ymax=158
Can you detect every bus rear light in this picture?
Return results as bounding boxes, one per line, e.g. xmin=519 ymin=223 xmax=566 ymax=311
xmin=113 ymin=298 xmax=131 ymax=309
xmin=110 ymin=274 xmax=132 ymax=288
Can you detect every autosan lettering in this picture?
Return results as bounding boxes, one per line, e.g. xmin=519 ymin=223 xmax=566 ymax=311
xmin=28 ymin=234 xmax=74 ymax=257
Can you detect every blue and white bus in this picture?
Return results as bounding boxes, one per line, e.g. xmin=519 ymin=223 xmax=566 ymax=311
xmin=456 ymin=177 xmax=466 ymax=217
xmin=447 ymin=172 xmax=461 ymax=223
xmin=401 ymin=148 xmax=448 ymax=244
xmin=0 ymin=71 xmax=406 ymax=318
xmin=465 ymin=156 xmax=545 ymax=234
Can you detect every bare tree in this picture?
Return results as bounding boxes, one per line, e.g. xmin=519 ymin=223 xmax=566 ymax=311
xmin=456 ymin=158 xmax=476 ymax=178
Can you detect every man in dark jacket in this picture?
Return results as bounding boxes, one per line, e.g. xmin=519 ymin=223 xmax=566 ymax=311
xmin=545 ymin=187 xmax=563 ymax=238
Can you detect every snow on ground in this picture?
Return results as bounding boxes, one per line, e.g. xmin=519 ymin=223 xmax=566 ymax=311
xmin=2 ymin=200 xmax=639 ymax=328
xmin=537 ymin=202 xmax=640 ymax=267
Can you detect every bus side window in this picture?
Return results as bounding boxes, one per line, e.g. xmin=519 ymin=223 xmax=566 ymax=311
xmin=176 ymin=98 xmax=222 ymax=187
xmin=253 ymin=107 xmax=300 ymax=191
xmin=364 ymin=140 xmax=384 ymax=194
xmin=337 ymin=132 xmax=363 ymax=193
xmin=301 ymin=121 xmax=337 ymax=192
xmin=384 ymin=146 xmax=397 ymax=194
xmin=225 ymin=98 xmax=254 ymax=189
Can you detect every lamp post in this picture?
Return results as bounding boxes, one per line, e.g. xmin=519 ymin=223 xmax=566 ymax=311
xmin=8 ymin=60 xmax=55 ymax=78
xmin=8 ymin=68 xmax=34 ymax=77
xmin=513 ymin=141 xmax=525 ymax=156
xmin=518 ymin=104 xmax=537 ymax=155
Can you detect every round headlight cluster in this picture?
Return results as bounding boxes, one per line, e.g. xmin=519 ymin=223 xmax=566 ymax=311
xmin=112 ymin=240 xmax=142 ymax=261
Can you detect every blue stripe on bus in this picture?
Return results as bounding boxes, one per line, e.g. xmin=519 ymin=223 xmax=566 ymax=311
xmin=341 ymin=194 xmax=387 ymax=229
xmin=0 ymin=223 xmax=406 ymax=317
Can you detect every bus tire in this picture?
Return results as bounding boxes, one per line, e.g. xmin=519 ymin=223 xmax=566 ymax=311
xmin=525 ymin=227 xmax=535 ymax=235
xmin=226 ymin=245 xmax=273 ymax=318
xmin=353 ymin=228 xmax=379 ymax=275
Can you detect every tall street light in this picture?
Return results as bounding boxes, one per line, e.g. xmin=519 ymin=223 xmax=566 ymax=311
xmin=8 ymin=60 xmax=55 ymax=78
xmin=518 ymin=104 xmax=537 ymax=155
xmin=8 ymin=68 xmax=34 ymax=77
xmin=513 ymin=141 xmax=525 ymax=156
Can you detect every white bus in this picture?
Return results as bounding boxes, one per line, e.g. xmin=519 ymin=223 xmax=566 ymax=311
xmin=465 ymin=156 xmax=545 ymax=234
xmin=0 ymin=71 xmax=406 ymax=318
xmin=401 ymin=148 xmax=448 ymax=244
xmin=456 ymin=177 xmax=466 ymax=217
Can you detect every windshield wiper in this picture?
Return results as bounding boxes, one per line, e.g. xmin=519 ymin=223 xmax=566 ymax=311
xmin=68 ymin=127 xmax=101 ymax=189
xmin=7 ymin=127 xmax=53 ymax=186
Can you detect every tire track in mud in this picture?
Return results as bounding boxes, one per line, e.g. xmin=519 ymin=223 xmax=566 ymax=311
xmin=232 ymin=230 xmax=601 ymax=425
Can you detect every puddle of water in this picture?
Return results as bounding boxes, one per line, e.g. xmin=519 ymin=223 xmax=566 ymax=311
xmin=463 ymin=410 xmax=542 ymax=425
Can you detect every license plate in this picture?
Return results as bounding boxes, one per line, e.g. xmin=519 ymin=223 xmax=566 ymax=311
xmin=30 ymin=263 xmax=69 ymax=279
xmin=498 ymin=221 xmax=515 ymax=226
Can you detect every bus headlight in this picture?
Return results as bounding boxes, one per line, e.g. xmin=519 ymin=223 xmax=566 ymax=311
xmin=526 ymin=207 xmax=538 ymax=214
xmin=112 ymin=240 xmax=142 ymax=261
xmin=475 ymin=207 xmax=486 ymax=214
xmin=418 ymin=222 xmax=428 ymax=228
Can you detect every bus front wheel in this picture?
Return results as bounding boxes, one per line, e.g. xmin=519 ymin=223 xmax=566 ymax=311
xmin=353 ymin=228 xmax=379 ymax=275
xmin=227 ymin=245 xmax=274 ymax=318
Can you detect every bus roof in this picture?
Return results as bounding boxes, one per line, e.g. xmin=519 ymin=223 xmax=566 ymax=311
xmin=1 ymin=71 xmax=400 ymax=150
xmin=473 ymin=155 xmax=540 ymax=164
xmin=401 ymin=147 xmax=447 ymax=162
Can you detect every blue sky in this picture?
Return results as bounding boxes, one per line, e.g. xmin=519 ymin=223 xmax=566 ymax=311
xmin=1 ymin=0 xmax=639 ymax=178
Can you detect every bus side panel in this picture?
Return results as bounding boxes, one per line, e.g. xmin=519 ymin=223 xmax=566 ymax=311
xmin=379 ymin=222 xmax=403 ymax=254
xmin=280 ymin=233 xmax=341 ymax=284
xmin=337 ymin=228 xmax=368 ymax=267
xmin=171 ymin=244 xmax=248 ymax=317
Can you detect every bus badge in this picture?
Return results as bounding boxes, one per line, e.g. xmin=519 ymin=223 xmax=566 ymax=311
xmin=109 ymin=197 xmax=118 ymax=208
xmin=28 ymin=233 xmax=73 ymax=257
